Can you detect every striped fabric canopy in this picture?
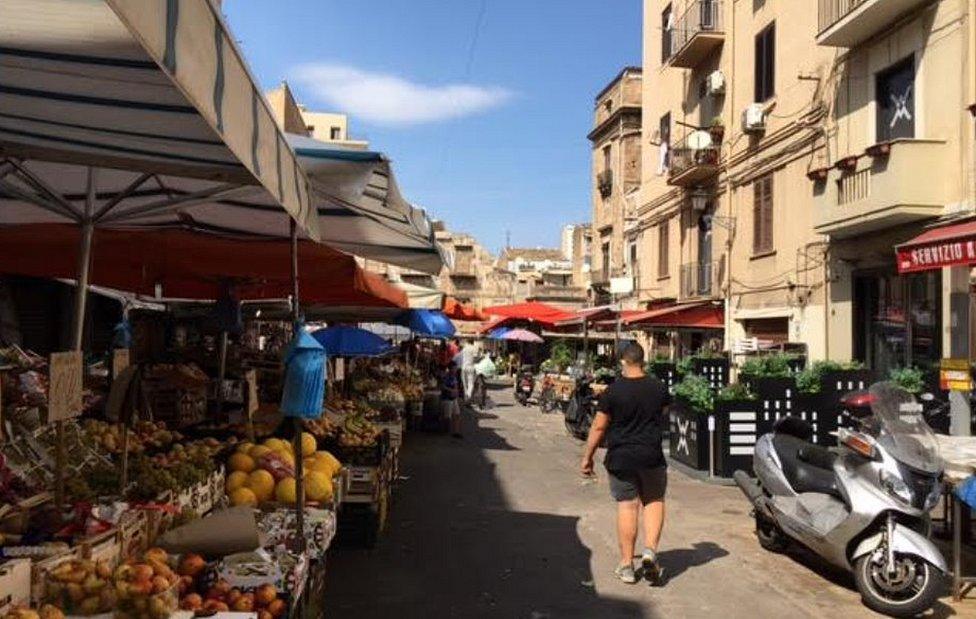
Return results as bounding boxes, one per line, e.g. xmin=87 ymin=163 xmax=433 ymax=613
xmin=0 ymin=0 xmax=320 ymax=239
xmin=289 ymin=134 xmax=446 ymax=274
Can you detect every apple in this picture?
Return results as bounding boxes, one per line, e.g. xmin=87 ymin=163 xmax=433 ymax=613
xmin=151 ymin=575 xmax=170 ymax=594
xmin=226 ymin=588 xmax=242 ymax=606
xmin=130 ymin=564 xmax=154 ymax=582
xmin=255 ymin=583 xmax=277 ymax=606
xmin=180 ymin=593 xmax=203 ymax=611
xmin=177 ymin=575 xmax=193 ymax=595
xmin=267 ymin=598 xmax=287 ymax=618
xmin=143 ymin=548 xmax=168 ymax=564
xmin=177 ymin=553 xmax=206 ymax=578
xmin=231 ymin=593 xmax=254 ymax=612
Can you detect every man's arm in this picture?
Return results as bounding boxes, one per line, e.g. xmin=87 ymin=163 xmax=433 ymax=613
xmin=580 ymin=411 xmax=610 ymax=476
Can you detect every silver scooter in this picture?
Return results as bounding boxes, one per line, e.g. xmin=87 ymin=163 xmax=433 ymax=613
xmin=734 ymin=382 xmax=947 ymax=617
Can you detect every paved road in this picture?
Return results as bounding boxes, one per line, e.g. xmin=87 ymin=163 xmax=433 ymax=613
xmin=324 ymin=386 xmax=974 ymax=618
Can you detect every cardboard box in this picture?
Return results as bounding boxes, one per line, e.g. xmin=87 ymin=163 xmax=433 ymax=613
xmin=0 ymin=559 xmax=31 ymax=615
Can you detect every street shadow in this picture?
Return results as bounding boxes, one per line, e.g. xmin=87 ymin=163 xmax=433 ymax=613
xmin=325 ymin=406 xmax=648 ymax=618
xmin=652 ymin=541 xmax=730 ymax=584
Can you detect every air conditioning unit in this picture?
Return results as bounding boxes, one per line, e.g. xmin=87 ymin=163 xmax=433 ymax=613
xmin=706 ymin=70 xmax=726 ymax=96
xmin=741 ymin=103 xmax=766 ymax=134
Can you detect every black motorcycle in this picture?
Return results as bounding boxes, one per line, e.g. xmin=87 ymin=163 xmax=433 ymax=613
xmin=564 ymin=376 xmax=596 ymax=438
xmin=514 ymin=366 xmax=535 ymax=406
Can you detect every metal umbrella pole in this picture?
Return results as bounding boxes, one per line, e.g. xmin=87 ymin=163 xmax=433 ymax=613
xmin=57 ymin=167 xmax=97 ymax=509
xmin=289 ymin=219 xmax=307 ymax=555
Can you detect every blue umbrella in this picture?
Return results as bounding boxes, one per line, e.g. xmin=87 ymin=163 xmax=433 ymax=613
xmin=395 ymin=309 xmax=456 ymax=338
xmin=311 ymin=325 xmax=396 ymax=357
xmin=487 ymin=326 xmax=512 ymax=340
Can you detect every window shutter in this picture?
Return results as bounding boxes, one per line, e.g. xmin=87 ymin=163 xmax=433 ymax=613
xmin=762 ymin=177 xmax=774 ymax=251
xmin=753 ymin=182 xmax=762 ymax=253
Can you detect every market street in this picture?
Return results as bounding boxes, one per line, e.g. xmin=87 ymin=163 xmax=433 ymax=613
xmin=324 ymin=385 xmax=970 ymax=618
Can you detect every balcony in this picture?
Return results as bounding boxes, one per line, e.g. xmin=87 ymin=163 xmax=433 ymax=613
xmin=680 ymin=261 xmax=721 ymax=299
xmin=668 ymin=136 xmax=720 ymax=187
xmin=597 ymin=169 xmax=613 ymax=198
xmin=669 ymin=0 xmax=724 ymax=69
xmin=813 ymin=139 xmax=948 ymax=238
xmin=817 ymin=0 xmax=932 ymax=47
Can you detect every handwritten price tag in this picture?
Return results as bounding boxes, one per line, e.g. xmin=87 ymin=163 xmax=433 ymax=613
xmin=49 ymin=351 xmax=83 ymax=421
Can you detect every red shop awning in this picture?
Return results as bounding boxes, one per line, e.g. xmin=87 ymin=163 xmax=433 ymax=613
xmin=482 ymin=301 xmax=575 ymax=326
xmin=896 ymin=219 xmax=976 ymax=274
xmin=624 ymin=302 xmax=724 ymax=329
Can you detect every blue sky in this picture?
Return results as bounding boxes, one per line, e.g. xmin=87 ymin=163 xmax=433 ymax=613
xmin=223 ymin=1 xmax=642 ymax=252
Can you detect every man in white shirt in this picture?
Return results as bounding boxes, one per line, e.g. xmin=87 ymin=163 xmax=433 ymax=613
xmin=460 ymin=340 xmax=481 ymax=402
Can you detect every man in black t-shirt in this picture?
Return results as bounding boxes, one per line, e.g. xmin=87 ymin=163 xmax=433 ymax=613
xmin=581 ymin=342 xmax=670 ymax=585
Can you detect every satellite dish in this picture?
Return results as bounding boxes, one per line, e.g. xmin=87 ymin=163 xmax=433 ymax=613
xmin=686 ymin=130 xmax=713 ymax=150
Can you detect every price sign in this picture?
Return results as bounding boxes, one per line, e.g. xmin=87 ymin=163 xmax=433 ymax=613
xmin=49 ymin=351 xmax=83 ymax=421
xmin=940 ymin=358 xmax=972 ymax=391
xmin=245 ymin=369 xmax=259 ymax=415
xmin=111 ymin=348 xmax=130 ymax=378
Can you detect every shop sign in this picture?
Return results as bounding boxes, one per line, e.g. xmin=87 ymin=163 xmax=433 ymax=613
xmin=897 ymin=239 xmax=976 ymax=273
xmin=940 ymin=358 xmax=972 ymax=391
xmin=49 ymin=351 xmax=83 ymax=421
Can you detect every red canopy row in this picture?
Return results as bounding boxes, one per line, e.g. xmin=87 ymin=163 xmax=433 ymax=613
xmin=624 ymin=302 xmax=724 ymax=329
xmin=0 ymin=224 xmax=407 ymax=308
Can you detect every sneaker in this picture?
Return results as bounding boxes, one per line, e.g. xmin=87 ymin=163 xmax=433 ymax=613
xmin=641 ymin=549 xmax=664 ymax=585
xmin=613 ymin=563 xmax=638 ymax=584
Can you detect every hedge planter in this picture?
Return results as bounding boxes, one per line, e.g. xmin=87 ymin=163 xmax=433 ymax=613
xmin=786 ymin=356 xmax=806 ymax=375
xmin=713 ymin=398 xmax=760 ymax=477
xmin=693 ymin=357 xmax=730 ymax=390
xmin=650 ymin=362 xmax=680 ymax=394
xmin=669 ymin=400 xmax=710 ymax=471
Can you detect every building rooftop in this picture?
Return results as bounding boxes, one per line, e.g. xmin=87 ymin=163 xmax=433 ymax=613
xmin=501 ymin=247 xmax=566 ymax=262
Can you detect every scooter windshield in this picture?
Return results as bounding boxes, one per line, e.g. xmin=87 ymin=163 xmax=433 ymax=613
xmin=868 ymin=382 xmax=942 ymax=474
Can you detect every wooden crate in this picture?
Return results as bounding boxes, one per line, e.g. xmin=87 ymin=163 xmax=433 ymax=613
xmin=118 ymin=509 xmax=148 ymax=560
xmin=0 ymin=559 xmax=31 ymax=615
xmin=77 ymin=527 xmax=121 ymax=568
xmin=30 ymin=547 xmax=80 ymax=605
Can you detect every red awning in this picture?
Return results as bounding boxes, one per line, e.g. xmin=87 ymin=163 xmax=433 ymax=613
xmin=443 ymin=297 xmax=486 ymax=321
xmin=0 ymin=224 xmax=408 ymax=308
xmin=624 ymin=302 xmax=724 ymax=329
xmin=482 ymin=301 xmax=575 ymax=326
xmin=896 ymin=219 xmax=976 ymax=274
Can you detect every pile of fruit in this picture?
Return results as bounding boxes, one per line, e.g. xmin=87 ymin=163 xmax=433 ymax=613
xmin=180 ymin=579 xmax=286 ymax=618
xmin=304 ymin=416 xmax=340 ymax=441
xmin=225 ymin=434 xmax=342 ymax=506
xmin=43 ymin=558 xmax=115 ymax=615
xmin=3 ymin=606 xmax=64 ymax=619
xmin=126 ymin=450 xmax=216 ymax=502
xmin=145 ymin=437 xmax=224 ymax=469
xmin=400 ymin=380 xmax=423 ymax=401
xmin=338 ymin=414 xmax=381 ymax=449
xmin=112 ymin=548 xmax=180 ymax=619
xmin=370 ymin=385 xmax=405 ymax=407
xmin=82 ymin=420 xmax=180 ymax=455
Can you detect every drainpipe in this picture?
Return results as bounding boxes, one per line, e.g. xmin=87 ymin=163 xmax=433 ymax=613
xmin=724 ymin=0 xmax=735 ymax=355
xmin=823 ymin=244 xmax=830 ymax=361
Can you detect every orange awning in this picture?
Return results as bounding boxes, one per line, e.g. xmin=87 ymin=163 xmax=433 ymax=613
xmin=0 ymin=224 xmax=407 ymax=308
xmin=443 ymin=297 xmax=486 ymax=321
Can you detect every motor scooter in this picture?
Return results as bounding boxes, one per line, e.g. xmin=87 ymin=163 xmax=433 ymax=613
xmin=514 ymin=366 xmax=535 ymax=406
xmin=733 ymin=382 xmax=947 ymax=618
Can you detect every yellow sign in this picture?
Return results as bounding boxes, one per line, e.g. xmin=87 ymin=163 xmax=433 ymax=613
xmin=49 ymin=351 xmax=83 ymax=421
xmin=940 ymin=358 xmax=972 ymax=391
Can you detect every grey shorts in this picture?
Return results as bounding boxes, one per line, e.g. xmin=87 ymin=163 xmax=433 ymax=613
xmin=608 ymin=466 xmax=667 ymax=503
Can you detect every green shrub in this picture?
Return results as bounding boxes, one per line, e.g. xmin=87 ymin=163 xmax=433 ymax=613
xmin=795 ymin=359 xmax=867 ymax=394
xmin=676 ymin=356 xmax=694 ymax=376
xmin=716 ymin=382 xmax=755 ymax=402
xmin=889 ymin=366 xmax=925 ymax=394
xmin=674 ymin=374 xmax=714 ymax=412
xmin=548 ymin=339 xmax=573 ymax=372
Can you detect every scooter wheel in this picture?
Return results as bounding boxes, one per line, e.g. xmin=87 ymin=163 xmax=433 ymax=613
xmin=755 ymin=515 xmax=788 ymax=553
xmin=853 ymin=553 xmax=943 ymax=618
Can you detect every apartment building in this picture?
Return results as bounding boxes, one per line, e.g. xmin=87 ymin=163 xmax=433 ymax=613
xmin=433 ymin=226 xmax=515 ymax=310
xmin=589 ymin=67 xmax=643 ymax=307
xmin=636 ymin=0 xmax=975 ymax=370
xmin=499 ymin=247 xmax=587 ymax=308
xmin=564 ymin=223 xmax=594 ymax=290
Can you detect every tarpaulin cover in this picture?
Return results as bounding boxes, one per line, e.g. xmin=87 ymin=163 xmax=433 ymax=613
xmin=482 ymin=301 xmax=574 ymax=326
xmin=311 ymin=325 xmax=395 ymax=358
xmin=0 ymin=224 xmax=407 ymax=308
xmin=394 ymin=310 xmax=456 ymax=338
xmin=281 ymin=329 xmax=326 ymax=419
xmin=896 ymin=219 xmax=976 ymax=274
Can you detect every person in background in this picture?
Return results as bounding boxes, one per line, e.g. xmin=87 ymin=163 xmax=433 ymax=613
xmin=460 ymin=339 xmax=481 ymax=402
xmin=441 ymin=360 xmax=462 ymax=438
xmin=580 ymin=342 xmax=670 ymax=585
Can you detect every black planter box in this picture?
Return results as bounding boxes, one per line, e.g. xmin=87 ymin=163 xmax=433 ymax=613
xmin=669 ymin=400 xmax=710 ymax=471
xmin=713 ymin=398 xmax=760 ymax=477
xmin=650 ymin=362 xmax=680 ymax=394
xmin=786 ymin=356 xmax=807 ymax=375
xmin=693 ymin=357 xmax=730 ymax=390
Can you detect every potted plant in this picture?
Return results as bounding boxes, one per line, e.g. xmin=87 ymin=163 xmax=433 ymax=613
xmin=708 ymin=116 xmax=725 ymax=143
xmin=670 ymin=374 xmax=714 ymax=470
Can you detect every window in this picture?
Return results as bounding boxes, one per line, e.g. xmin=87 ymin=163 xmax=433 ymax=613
xmin=658 ymin=221 xmax=669 ymax=277
xmin=754 ymin=23 xmax=775 ymax=102
xmin=628 ymin=242 xmax=637 ymax=268
xmin=602 ymin=145 xmax=612 ymax=172
xmin=658 ymin=112 xmax=671 ymax=174
xmin=601 ymin=242 xmax=611 ymax=281
xmin=604 ymin=99 xmax=613 ymax=115
xmin=306 ymin=125 xmax=315 ymax=133
xmin=662 ymin=4 xmax=673 ymax=64
xmin=753 ymin=174 xmax=774 ymax=254
xmin=876 ymin=56 xmax=915 ymax=142
xmin=330 ymin=126 xmax=342 ymax=140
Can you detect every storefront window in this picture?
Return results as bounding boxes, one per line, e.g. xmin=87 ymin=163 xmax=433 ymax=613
xmin=854 ymin=271 xmax=941 ymax=374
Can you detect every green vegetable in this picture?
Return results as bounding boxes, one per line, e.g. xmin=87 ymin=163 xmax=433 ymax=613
xmin=674 ymin=374 xmax=713 ymax=412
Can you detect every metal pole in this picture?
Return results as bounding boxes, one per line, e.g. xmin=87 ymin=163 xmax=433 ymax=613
xmin=289 ymin=220 xmax=306 ymax=555
xmin=216 ymin=331 xmax=228 ymax=420
xmin=58 ymin=168 xmax=96 ymax=509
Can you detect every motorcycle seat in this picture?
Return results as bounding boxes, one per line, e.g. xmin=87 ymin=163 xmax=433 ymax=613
xmin=772 ymin=434 xmax=841 ymax=499
xmin=772 ymin=415 xmax=813 ymax=441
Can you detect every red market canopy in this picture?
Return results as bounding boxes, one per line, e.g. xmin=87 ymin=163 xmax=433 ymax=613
xmin=0 ymin=224 xmax=407 ymax=308
xmin=624 ymin=302 xmax=724 ymax=330
xmin=443 ymin=297 xmax=486 ymax=321
xmin=896 ymin=219 xmax=976 ymax=274
xmin=482 ymin=301 xmax=575 ymax=326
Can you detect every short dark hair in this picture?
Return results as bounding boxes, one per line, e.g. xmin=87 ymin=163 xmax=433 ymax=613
xmin=621 ymin=342 xmax=645 ymax=366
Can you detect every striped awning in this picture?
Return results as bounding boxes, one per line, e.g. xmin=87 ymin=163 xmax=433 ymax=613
xmin=289 ymin=133 xmax=446 ymax=274
xmin=0 ymin=0 xmax=320 ymax=239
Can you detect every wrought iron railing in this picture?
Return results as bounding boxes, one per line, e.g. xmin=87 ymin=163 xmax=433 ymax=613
xmin=818 ymin=0 xmax=869 ymax=33
xmin=597 ymin=169 xmax=613 ymax=198
xmin=670 ymin=0 xmax=723 ymax=58
xmin=668 ymin=133 xmax=720 ymax=180
xmin=680 ymin=261 xmax=720 ymax=298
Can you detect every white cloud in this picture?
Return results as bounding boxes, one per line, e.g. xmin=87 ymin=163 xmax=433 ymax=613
xmin=291 ymin=63 xmax=513 ymax=126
